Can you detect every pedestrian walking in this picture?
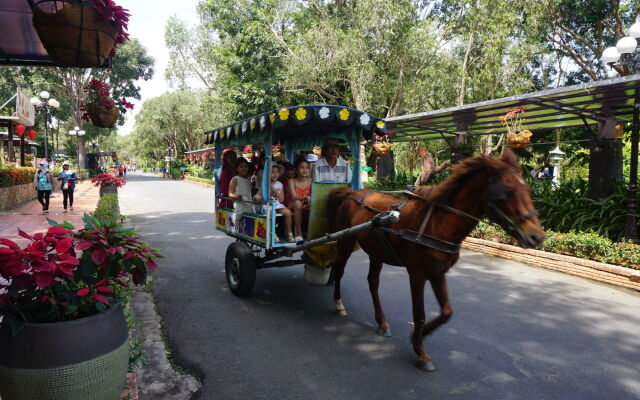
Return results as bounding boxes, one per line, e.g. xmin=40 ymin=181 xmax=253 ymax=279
xmin=34 ymin=160 xmax=53 ymax=214
xmin=57 ymin=161 xmax=79 ymax=213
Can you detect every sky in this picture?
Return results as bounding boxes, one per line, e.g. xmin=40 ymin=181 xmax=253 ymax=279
xmin=118 ymin=0 xmax=202 ymax=135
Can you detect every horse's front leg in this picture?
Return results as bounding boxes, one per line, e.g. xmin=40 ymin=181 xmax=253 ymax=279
xmin=332 ymin=237 xmax=356 ymax=316
xmin=408 ymin=268 xmax=435 ymax=372
xmin=422 ymin=274 xmax=453 ymax=337
xmin=367 ymin=258 xmax=391 ymax=337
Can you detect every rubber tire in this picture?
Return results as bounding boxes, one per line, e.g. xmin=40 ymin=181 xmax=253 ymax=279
xmin=225 ymin=242 xmax=257 ymax=296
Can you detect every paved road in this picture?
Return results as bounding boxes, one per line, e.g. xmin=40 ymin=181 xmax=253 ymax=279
xmin=120 ymin=174 xmax=640 ymax=400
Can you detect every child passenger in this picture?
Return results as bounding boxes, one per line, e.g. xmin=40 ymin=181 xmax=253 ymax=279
xmin=228 ymin=158 xmax=257 ymax=216
xmin=255 ymin=163 xmax=293 ymax=242
xmin=289 ymin=158 xmax=312 ymax=242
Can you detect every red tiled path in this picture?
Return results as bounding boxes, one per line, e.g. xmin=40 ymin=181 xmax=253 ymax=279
xmin=0 ymin=181 xmax=100 ymax=245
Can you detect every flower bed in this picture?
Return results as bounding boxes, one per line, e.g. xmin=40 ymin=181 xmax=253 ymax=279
xmin=470 ymin=221 xmax=640 ymax=270
xmin=185 ymin=175 xmax=214 ymax=186
xmin=91 ymin=173 xmax=127 ymax=188
xmin=0 ymin=167 xmax=37 ymax=188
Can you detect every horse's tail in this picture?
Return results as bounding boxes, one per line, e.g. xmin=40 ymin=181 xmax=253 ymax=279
xmin=327 ymin=186 xmax=353 ymax=233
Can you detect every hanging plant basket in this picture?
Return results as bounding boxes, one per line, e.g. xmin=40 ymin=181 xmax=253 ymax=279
xmin=31 ymin=1 xmax=119 ymax=68
xmin=506 ymin=130 xmax=532 ymax=149
xmin=373 ymin=142 xmax=393 ymax=155
xmin=85 ymin=105 xmax=119 ymax=128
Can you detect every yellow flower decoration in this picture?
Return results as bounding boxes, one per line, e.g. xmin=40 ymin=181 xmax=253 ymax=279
xmin=269 ymin=113 xmax=276 ymax=124
xmin=376 ymin=120 xmax=385 ymax=129
xmin=278 ymin=108 xmax=290 ymax=121
xmin=250 ymin=119 xmax=256 ymax=130
xmin=220 ymin=130 xmax=225 ymax=139
xmin=339 ymin=109 xmax=350 ymax=121
xmin=234 ymin=125 xmax=239 ymax=135
xmin=295 ymin=107 xmax=307 ymax=120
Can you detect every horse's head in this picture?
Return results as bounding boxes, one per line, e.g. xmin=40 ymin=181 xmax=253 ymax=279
xmin=484 ymin=149 xmax=545 ymax=249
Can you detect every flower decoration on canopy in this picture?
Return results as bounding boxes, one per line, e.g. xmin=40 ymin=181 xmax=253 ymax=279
xmin=360 ymin=113 xmax=371 ymax=126
xmin=319 ymin=107 xmax=330 ymax=119
xmin=376 ymin=120 xmax=385 ymax=129
xmin=278 ymin=108 xmax=290 ymax=121
xmin=295 ymin=107 xmax=307 ymax=120
xmin=250 ymin=119 xmax=256 ymax=130
xmin=269 ymin=113 xmax=276 ymax=124
xmin=339 ymin=109 xmax=350 ymax=121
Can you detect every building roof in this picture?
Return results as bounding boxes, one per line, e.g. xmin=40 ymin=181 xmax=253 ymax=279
xmin=385 ymin=75 xmax=640 ymax=142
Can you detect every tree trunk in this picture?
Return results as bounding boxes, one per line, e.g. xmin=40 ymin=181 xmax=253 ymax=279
xmin=588 ymin=119 xmax=624 ymax=199
xmin=414 ymin=147 xmax=451 ymax=186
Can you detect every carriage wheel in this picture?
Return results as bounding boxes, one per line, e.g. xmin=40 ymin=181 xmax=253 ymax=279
xmin=225 ymin=242 xmax=256 ymax=296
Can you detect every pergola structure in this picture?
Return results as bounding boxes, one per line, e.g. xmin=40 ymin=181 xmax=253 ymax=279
xmin=385 ymin=75 xmax=640 ymax=242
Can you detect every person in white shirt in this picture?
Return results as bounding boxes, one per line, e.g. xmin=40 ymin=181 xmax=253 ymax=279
xmin=313 ymin=138 xmax=352 ymax=183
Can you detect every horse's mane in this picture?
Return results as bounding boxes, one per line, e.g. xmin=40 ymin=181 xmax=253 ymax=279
xmin=414 ymin=151 xmax=520 ymax=202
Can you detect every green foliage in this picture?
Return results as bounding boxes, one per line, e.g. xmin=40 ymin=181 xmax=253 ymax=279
xmin=365 ymin=171 xmax=418 ymax=191
xmin=185 ymin=175 xmax=214 ymax=185
xmin=470 ymin=221 xmax=640 ymax=270
xmin=93 ymin=193 xmax=120 ymax=223
xmin=186 ymin=164 xmax=213 ymax=179
xmin=528 ymin=178 xmax=636 ymax=241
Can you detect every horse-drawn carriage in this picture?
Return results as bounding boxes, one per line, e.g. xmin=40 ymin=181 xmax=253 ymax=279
xmin=205 ymin=105 xmax=394 ymax=295
xmin=205 ymin=104 xmax=545 ymax=371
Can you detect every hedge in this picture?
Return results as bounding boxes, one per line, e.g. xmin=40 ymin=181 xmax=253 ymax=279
xmin=185 ymin=175 xmax=214 ymax=185
xmin=470 ymin=221 xmax=640 ymax=270
xmin=93 ymin=193 xmax=120 ymax=222
xmin=0 ymin=167 xmax=37 ymax=188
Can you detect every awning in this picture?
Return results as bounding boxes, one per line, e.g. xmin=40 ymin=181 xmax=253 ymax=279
xmin=0 ymin=1 xmax=110 ymax=67
xmin=386 ymin=75 xmax=640 ymax=142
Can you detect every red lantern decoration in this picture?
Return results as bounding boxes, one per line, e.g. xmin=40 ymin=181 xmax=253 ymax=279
xmin=15 ymin=124 xmax=26 ymax=137
xmin=27 ymin=130 xmax=37 ymax=140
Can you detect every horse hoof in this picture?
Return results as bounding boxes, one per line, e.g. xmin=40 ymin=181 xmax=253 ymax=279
xmin=416 ymin=361 xmax=436 ymax=372
xmin=376 ymin=327 xmax=392 ymax=337
xmin=335 ymin=310 xmax=347 ymax=316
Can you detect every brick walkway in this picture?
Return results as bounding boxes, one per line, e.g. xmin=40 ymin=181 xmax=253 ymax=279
xmin=0 ymin=180 xmax=100 ymax=245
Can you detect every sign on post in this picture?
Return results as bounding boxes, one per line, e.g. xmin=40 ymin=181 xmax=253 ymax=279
xmin=16 ymin=87 xmax=35 ymax=127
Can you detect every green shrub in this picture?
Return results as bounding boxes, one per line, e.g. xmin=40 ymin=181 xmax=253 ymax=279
xmin=0 ymin=167 xmax=37 ymax=188
xmin=365 ymin=171 xmax=418 ymax=191
xmin=187 ymin=164 xmax=213 ymax=179
xmin=186 ymin=175 xmax=214 ymax=185
xmin=93 ymin=193 xmax=120 ymax=222
xmin=470 ymin=221 xmax=640 ymax=270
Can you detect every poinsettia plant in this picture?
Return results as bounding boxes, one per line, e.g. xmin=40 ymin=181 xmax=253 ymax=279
xmin=80 ymin=79 xmax=134 ymax=121
xmin=90 ymin=173 xmax=127 ymax=188
xmin=91 ymin=0 xmax=130 ymax=56
xmin=0 ymin=215 xmax=161 ymax=335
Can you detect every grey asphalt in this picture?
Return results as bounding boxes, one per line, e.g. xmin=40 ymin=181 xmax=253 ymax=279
xmin=119 ymin=173 xmax=640 ymax=400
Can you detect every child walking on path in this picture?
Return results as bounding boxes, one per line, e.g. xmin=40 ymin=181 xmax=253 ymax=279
xmin=288 ymin=159 xmax=312 ymax=241
xmin=57 ymin=161 xmax=79 ymax=213
xmin=33 ymin=160 xmax=53 ymax=214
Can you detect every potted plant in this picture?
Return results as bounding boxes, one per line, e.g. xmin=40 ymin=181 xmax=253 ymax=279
xmin=31 ymin=0 xmax=130 ymax=67
xmin=499 ymin=106 xmax=532 ymax=149
xmin=81 ymin=79 xmax=134 ymax=128
xmin=0 ymin=215 xmax=160 ymax=400
xmin=373 ymin=135 xmax=393 ymax=155
xmin=90 ymin=173 xmax=126 ymax=196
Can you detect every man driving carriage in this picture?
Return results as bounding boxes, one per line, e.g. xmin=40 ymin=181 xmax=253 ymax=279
xmin=313 ymin=137 xmax=352 ymax=183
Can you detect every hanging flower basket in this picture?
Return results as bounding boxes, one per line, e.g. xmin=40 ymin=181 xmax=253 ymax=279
xmin=506 ymin=130 xmax=533 ymax=149
xmin=31 ymin=1 xmax=120 ymax=68
xmin=373 ymin=142 xmax=393 ymax=155
xmin=85 ymin=105 xmax=119 ymax=128
xmin=312 ymin=146 xmax=322 ymax=157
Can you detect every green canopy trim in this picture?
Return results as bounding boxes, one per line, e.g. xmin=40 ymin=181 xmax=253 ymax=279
xmin=203 ymin=105 xmax=387 ymax=146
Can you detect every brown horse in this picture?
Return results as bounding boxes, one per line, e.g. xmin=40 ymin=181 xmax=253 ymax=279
xmin=327 ymin=149 xmax=545 ymax=372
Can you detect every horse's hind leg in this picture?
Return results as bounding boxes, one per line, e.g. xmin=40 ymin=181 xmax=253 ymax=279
xmin=332 ymin=236 xmax=356 ymax=316
xmin=367 ymin=258 xmax=391 ymax=337
xmin=408 ymin=268 xmax=436 ymax=372
xmin=422 ymin=274 xmax=453 ymax=337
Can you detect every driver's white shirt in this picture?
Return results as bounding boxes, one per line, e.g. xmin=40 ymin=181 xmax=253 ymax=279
xmin=313 ymin=157 xmax=352 ymax=183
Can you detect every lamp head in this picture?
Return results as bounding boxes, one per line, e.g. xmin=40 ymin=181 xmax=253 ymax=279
xmin=30 ymin=97 xmax=42 ymax=107
xmin=616 ymin=36 xmax=638 ymax=54
xmin=39 ymin=91 xmax=50 ymax=99
xmin=47 ymin=99 xmax=60 ymax=108
xmin=79 ymin=130 xmax=86 ymax=136
xmin=68 ymin=130 xmax=76 ymax=136
xmin=630 ymin=21 xmax=640 ymax=38
xmin=602 ymin=46 xmax=621 ymax=64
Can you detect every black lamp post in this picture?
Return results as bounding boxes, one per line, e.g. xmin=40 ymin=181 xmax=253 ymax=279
xmin=602 ymin=21 xmax=640 ymax=243
xmin=30 ymin=91 xmax=60 ymax=160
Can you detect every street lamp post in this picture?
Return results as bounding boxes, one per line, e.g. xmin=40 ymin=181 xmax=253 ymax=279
xmin=602 ymin=21 xmax=640 ymax=243
xmin=30 ymin=91 xmax=60 ymax=160
xmin=549 ymin=146 xmax=565 ymax=187
xmin=68 ymin=126 xmax=86 ymax=169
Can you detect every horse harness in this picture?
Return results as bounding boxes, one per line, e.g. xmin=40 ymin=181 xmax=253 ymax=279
xmin=343 ymin=169 xmax=540 ymax=263
xmin=344 ymin=190 xmax=461 ymax=267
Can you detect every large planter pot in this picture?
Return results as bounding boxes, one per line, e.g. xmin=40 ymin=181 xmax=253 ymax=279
xmin=31 ymin=1 xmax=119 ymax=68
xmin=99 ymin=184 xmax=118 ymax=197
xmin=0 ymin=304 xmax=129 ymax=400
xmin=86 ymin=105 xmax=120 ymax=128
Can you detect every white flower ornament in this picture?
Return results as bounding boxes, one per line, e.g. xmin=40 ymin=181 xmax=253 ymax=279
xmin=319 ymin=107 xmax=330 ymax=119
xmin=360 ymin=113 xmax=371 ymax=126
